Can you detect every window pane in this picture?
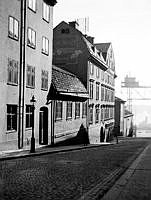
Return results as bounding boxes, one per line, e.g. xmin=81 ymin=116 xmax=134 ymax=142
xmin=9 ymin=17 xmax=14 ymax=35
xmin=14 ymin=20 xmax=18 ymax=38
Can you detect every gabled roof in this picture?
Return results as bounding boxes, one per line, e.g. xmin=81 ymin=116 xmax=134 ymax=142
xmin=47 ymin=65 xmax=89 ymax=102
xmin=82 ymin=36 xmax=108 ymax=71
xmin=115 ymin=96 xmax=126 ymax=103
xmin=95 ymin=43 xmax=111 ymax=53
xmin=53 ymin=21 xmax=108 ymax=71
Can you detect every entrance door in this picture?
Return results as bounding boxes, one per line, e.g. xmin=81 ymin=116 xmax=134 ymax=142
xmin=100 ymin=127 xmax=104 ymax=142
xmin=39 ymin=107 xmax=48 ymax=145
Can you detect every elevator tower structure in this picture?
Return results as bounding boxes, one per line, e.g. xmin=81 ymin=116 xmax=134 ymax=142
xmin=121 ymin=75 xmax=151 ymax=112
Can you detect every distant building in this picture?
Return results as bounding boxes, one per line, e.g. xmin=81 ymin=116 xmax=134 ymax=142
xmin=124 ymin=109 xmax=134 ymax=137
xmin=114 ymin=97 xmax=126 ymax=136
xmin=53 ymin=21 xmax=116 ymax=143
xmin=0 ymin=0 xmax=57 ymax=150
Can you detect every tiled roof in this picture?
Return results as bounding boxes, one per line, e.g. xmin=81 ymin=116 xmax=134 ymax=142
xmin=52 ymin=65 xmax=88 ymax=94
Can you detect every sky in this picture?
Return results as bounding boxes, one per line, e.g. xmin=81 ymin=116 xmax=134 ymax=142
xmin=53 ymin=0 xmax=151 ymax=105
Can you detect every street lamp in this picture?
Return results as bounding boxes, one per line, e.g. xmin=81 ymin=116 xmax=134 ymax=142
xmin=30 ymin=95 xmax=36 ymax=153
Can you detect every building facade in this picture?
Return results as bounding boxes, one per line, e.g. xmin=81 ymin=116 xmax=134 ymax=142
xmin=0 ymin=0 xmax=56 ymax=150
xmin=114 ymin=97 xmax=126 ymax=136
xmin=124 ymin=109 xmax=134 ymax=137
xmin=47 ymin=65 xmax=89 ymax=144
xmin=53 ymin=21 xmax=116 ymax=143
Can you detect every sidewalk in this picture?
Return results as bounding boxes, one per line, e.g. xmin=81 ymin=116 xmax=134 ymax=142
xmin=101 ymin=141 xmax=151 ymax=200
xmin=0 ymin=141 xmax=114 ymax=161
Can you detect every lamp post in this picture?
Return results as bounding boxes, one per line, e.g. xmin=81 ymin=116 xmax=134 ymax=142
xmin=30 ymin=95 xmax=36 ymax=153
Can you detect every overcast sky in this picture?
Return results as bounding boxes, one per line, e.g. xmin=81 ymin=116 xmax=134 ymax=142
xmin=53 ymin=0 xmax=151 ymax=102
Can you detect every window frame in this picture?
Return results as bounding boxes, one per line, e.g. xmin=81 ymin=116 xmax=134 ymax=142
xmin=27 ymin=27 xmax=36 ymax=49
xmin=89 ymin=80 xmax=94 ymax=99
xmin=28 ymin=0 xmax=36 ymax=12
xmin=26 ymin=105 xmax=33 ymax=129
xmin=82 ymin=102 xmax=87 ymax=118
xmin=42 ymin=2 xmax=50 ymax=23
xmin=26 ymin=65 xmax=35 ymax=88
xmin=42 ymin=36 xmax=49 ymax=55
xmin=95 ymin=106 xmax=100 ymax=123
xmin=75 ymin=102 xmax=80 ymax=119
xmin=41 ymin=70 xmax=48 ymax=90
xmin=66 ymin=101 xmax=72 ymax=120
xmin=55 ymin=101 xmax=63 ymax=121
xmin=7 ymin=104 xmax=17 ymax=132
xmin=7 ymin=58 xmax=18 ymax=85
xmin=89 ymin=106 xmax=93 ymax=124
xmin=96 ymin=82 xmax=100 ymax=100
xmin=8 ymin=16 xmax=19 ymax=41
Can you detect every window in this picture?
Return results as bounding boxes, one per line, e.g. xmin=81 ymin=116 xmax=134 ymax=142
xmin=7 ymin=58 xmax=18 ymax=85
xmin=96 ymin=67 xmax=100 ymax=78
xmin=89 ymin=80 xmax=94 ymax=99
xmin=101 ymin=86 xmax=104 ymax=101
xmin=82 ymin=102 xmax=87 ymax=118
xmin=61 ymin=28 xmax=70 ymax=34
xmin=7 ymin=105 xmax=17 ymax=131
xmin=95 ymin=107 xmax=100 ymax=123
xmin=43 ymin=2 xmax=50 ymax=22
xmin=26 ymin=105 xmax=33 ymax=128
xmin=55 ymin=101 xmax=63 ymax=120
xmin=66 ymin=101 xmax=72 ymax=119
xmin=8 ymin=16 xmax=19 ymax=40
xmin=42 ymin=36 xmax=49 ymax=55
xmin=27 ymin=28 xmax=36 ymax=48
xmin=96 ymin=83 xmax=100 ymax=100
xmin=28 ymin=0 xmax=36 ymax=12
xmin=41 ymin=70 xmax=48 ymax=90
xmin=89 ymin=107 xmax=93 ymax=124
xmin=101 ymin=107 xmax=104 ymax=121
xmin=26 ymin=65 xmax=35 ymax=88
xmin=89 ymin=62 xmax=94 ymax=75
xmin=75 ymin=102 xmax=80 ymax=118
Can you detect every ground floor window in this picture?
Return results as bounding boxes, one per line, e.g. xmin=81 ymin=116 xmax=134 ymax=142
xmin=55 ymin=101 xmax=63 ymax=120
xmin=75 ymin=102 xmax=80 ymax=118
xmin=95 ymin=107 xmax=100 ymax=123
xmin=89 ymin=107 xmax=93 ymax=124
xmin=82 ymin=102 xmax=87 ymax=118
xmin=26 ymin=105 xmax=33 ymax=128
xmin=66 ymin=101 xmax=72 ymax=120
xmin=7 ymin=105 xmax=17 ymax=131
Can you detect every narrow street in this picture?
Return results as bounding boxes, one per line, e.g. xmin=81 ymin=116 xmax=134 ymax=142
xmin=0 ymin=138 xmax=150 ymax=200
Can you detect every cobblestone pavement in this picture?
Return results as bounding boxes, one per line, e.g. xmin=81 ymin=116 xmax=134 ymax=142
xmin=0 ymin=138 xmax=150 ymax=200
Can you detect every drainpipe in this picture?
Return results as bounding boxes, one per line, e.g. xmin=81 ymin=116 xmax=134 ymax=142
xmin=18 ymin=0 xmax=26 ymax=149
xmin=22 ymin=0 xmax=26 ymax=148
xmin=51 ymin=100 xmax=55 ymax=145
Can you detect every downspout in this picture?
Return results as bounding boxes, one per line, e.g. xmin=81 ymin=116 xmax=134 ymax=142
xmin=21 ymin=0 xmax=26 ymax=148
xmin=18 ymin=0 xmax=23 ymax=149
xmin=51 ymin=100 xmax=55 ymax=145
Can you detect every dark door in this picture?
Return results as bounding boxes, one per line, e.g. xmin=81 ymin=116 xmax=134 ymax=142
xmin=100 ymin=127 xmax=104 ymax=142
xmin=39 ymin=107 xmax=48 ymax=145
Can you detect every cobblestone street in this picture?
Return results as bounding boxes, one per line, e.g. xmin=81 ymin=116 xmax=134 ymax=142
xmin=0 ymin=138 xmax=150 ymax=200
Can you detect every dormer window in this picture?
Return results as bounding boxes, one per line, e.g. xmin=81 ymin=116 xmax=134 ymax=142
xmin=61 ymin=28 xmax=70 ymax=34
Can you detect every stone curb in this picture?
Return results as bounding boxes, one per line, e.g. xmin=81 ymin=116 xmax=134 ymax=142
xmin=78 ymin=145 xmax=147 ymax=200
xmin=0 ymin=143 xmax=114 ymax=161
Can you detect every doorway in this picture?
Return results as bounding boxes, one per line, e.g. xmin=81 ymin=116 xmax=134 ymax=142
xmin=39 ymin=107 xmax=48 ymax=145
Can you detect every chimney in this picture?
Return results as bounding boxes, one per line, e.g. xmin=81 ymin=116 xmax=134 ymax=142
xmin=86 ymin=36 xmax=94 ymax=44
xmin=43 ymin=0 xmax=57 ymax=6
xmin=68 ymin=21 xmax=79 ymax=29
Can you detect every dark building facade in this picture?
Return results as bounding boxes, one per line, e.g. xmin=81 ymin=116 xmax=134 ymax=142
xmin=53 ymin=21 xmax=116 ymax=143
